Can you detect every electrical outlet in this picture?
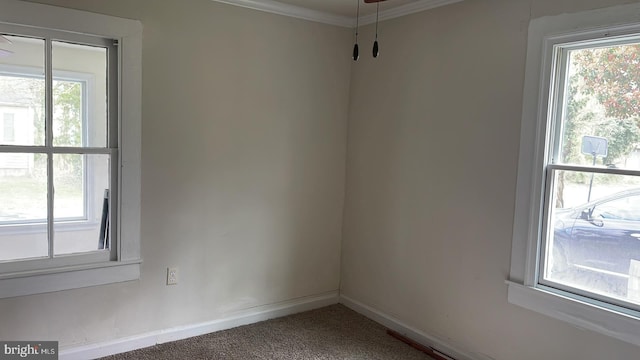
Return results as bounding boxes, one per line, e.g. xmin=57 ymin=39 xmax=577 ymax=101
xmin=167 ymin=267 xmax=178 ymax=285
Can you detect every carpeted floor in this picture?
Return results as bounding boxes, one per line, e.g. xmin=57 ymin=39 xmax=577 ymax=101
xmin=101 ymin=304 xmax=434 ymax=360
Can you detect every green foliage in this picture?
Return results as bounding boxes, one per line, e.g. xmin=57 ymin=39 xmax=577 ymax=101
xmin=53 ymin=81 xmax=82 ymax=147
xmin=562 ymin=77 xmax=594 ymax=164
xmin=53 ymin=81 xmax=83 ymax=185
xmin=575 ymin=45 xmax=640 ymax=120
xmin=594 ymin=117 xmax=640 ymax=165
xmin=569 ymin=45 xmax=640 ymax=167
xmin=555 ymin=44 xmax=640 ymax=206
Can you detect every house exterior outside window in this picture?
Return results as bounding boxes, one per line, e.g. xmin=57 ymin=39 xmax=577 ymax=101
xmin=2 ymin=113 xmax=15 ymax=142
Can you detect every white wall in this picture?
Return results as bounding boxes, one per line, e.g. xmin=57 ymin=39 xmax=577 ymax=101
xmin=341 ymin=0 xmax=640 ymax=359
xmin=0 ymin=0 xmax=350 ymax=348
xmin=5 ymin=0 xmax=640 ymax=358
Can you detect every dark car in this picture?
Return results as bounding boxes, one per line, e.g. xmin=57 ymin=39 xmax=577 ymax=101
xmin=551 ymin=188 xmax=640 ymax=284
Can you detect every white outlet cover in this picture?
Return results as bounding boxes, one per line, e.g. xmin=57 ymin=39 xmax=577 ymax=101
xmin=167 ymin=267 xmax=178 ymax=285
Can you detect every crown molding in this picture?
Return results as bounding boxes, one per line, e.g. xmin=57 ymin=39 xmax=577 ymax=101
xmin=211 ymin=0 xmax=354 ymax=27
xmin=360 ymin=0 xmax=463 ymax=25
xmin=210 ymin=0 xmax=463 ymax=28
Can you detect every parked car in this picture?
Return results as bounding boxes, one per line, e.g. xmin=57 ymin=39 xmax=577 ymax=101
xmin=551 ymin=188 xmax=640 ymax=281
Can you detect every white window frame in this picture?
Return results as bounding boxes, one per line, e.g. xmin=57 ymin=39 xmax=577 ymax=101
xmin=0 ymin=65 xmax=99 ymax=234
xmin=508 ymin=2 xmax=640 ymax=347
xmin=0 ymin=0 xmax=141 ymax=298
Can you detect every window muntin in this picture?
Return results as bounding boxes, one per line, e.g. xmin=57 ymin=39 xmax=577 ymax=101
xmin=0 ymin=26 xmax=116 ymax=265
xmin=539 ymin=37 xmax=640 ymax=312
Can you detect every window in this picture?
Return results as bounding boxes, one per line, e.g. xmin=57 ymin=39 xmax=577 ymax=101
xmin=0 ymin=42 xmax=108 ymax=255
xmin=2 ymin=113 xmax=15 ymax=142
xmin=537 ymin=36 xmax=640 ymax=308
xmin=0 ymin=0 xmax=141 ymax=298
xmin=509 ymin=3 xmax=640 ymax=347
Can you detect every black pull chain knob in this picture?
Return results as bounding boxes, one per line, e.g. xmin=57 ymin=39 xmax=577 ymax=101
xmin=373 ymin=2 xmax=380 ymax=59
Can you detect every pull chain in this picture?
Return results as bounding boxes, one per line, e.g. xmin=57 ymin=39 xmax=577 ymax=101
xmin=353 ymin=0 xmax=360 ymax=61
xmin=372 ymin=2 xmax=379 ymax=58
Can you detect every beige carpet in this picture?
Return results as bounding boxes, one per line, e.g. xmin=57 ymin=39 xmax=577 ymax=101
xmin=100 ymin=304 xmax=434 ymax=360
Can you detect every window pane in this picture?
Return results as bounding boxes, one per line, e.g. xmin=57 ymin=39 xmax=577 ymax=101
xmin=53 ymin=154 xmax=84 ymax=220
xmin=52 ymin=79 xmax=83 ymax=147
xmin=558 ymin=43 xmax=640 ymax=171
xmin=545 ymin=170 xmax=640 ymax=305
xmin=0 ymin=153 xmax=48 ymax=261
xmin=54 ymin=154 xmax=110 ymax=255
xmin=0 ymin=35 xmax=45 ymax=147
xmin=52 ymin=41 xmax=107 ymax=148
xmin=3 ymin=113 xmax=15 ymax=142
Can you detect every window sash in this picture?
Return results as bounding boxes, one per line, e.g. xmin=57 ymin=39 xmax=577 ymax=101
xmin=536 ymin=36 xmax=640 ymax=314
xmin=0 ymin=23 xmax=119 ymax=268
xmin=538 ymin=166 xmax=640 ymax=314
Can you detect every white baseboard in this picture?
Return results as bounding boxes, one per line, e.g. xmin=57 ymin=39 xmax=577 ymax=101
xmin=60 ymin=291 xmax=340 ymax=360
xmin=339 ymin=295 xmax=495 ymax=360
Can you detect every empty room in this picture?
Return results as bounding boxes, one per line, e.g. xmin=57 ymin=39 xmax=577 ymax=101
xmin=1 ymin=0 xmax=640 ymax=359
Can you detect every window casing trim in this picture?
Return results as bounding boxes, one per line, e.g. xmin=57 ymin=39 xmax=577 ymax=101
xmin=506 ymin=281 xmax=640 ymax=346
xmin=510 ymin=2 xmax=640 ymax=347
xmin=0 ymin=260 xmax=141 ymax=299
xmin=0 ymin=0 xmax=141 ymax=297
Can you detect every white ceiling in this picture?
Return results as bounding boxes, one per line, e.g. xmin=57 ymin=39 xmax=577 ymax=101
xmin=212 ymin=0 xmax=463 ymax=27
xmin=274 ymin=0 xmax=419 ymax=18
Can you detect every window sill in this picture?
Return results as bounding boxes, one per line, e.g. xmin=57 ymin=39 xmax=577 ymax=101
xmin=506 ymin=280 xmax=640 ymax=347
xmin=0 ymin=259 xmax=141 ymax=299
